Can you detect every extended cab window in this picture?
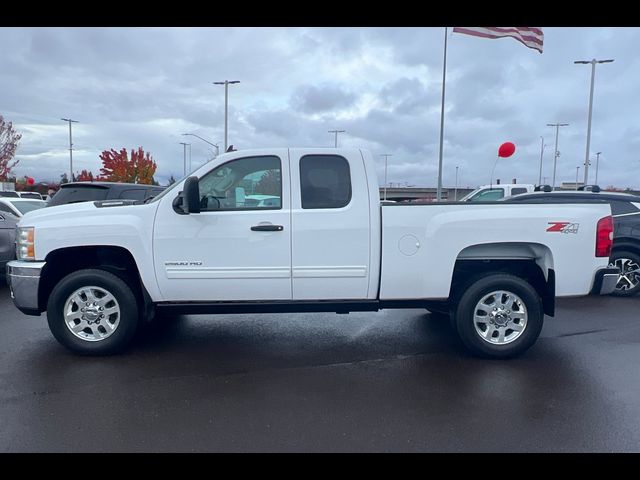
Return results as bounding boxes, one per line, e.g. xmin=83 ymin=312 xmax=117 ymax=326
xmin=469 ymin=188 xmax=504 ymax=201
xmin=300 ymin=155 xmax=351 ymax=209
xmin=511 ymin=188 xmax=528 ymax=196
xmin=198 ymin=156 xmax=282 ymax=211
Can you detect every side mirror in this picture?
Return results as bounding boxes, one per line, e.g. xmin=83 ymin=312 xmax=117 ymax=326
xmin=172 ymin=176 xmax=201 ymax=215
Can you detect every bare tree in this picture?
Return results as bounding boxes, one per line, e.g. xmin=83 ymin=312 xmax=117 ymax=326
xmin=0 ymin=115 xmax=22 ymax=181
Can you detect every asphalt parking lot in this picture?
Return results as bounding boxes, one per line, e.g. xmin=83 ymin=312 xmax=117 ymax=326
xmin=1 ymin=282 xmax=639 ymax=452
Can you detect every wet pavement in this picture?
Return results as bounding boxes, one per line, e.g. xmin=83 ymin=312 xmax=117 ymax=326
xmin=1 ymin=282 xmax=639 ymax=452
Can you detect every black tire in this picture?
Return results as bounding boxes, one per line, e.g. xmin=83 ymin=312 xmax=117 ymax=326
xmin=453 ymin=273 xmax=543 ymax=359
xmin=609 ymin=250 xmax=640 ymax=297
xmin=46 ymin=268 xmax=139 ymax=355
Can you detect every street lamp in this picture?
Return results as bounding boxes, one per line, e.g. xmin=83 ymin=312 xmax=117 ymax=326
xmin=328 ymin=130 xmax=346 ymax=148
xmin=454 ymin=165 xmax=459 ymax=201
xmin=213 ymin=80 xmax=241 ymax=152
xmin=381 ymin=154 xmax=392 ymax=201
xmin=538 ymin=136 xmax=548 ymax=185
xmin=182 ymin=133 xmax=221 ymax=157
xmin=595 ymin=151 xmax=602 ymax=185
xmin=547 ymin=123 xmax=569 ymax=189
xmin=61 ymin=118 xmax=78 ymax=181
xmin=179 ymin=142 xmax=190 ymax=176
xmin=574 ymin=59 xmax=614 ymax=186
xmin=575 ymin=166 xmax=580 ymax=190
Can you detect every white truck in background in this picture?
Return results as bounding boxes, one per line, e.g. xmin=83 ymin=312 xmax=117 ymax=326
xmin=7 ymin=148 xmax=617 ymax=358
xmin=460 ymin=183 xmax=536 ymax=202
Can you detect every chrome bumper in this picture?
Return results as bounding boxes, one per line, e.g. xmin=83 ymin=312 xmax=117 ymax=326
xmin=6 ymin=260 xmax=46 ymax=316
xmin=590 ymin=267 xmax=620 ymax=295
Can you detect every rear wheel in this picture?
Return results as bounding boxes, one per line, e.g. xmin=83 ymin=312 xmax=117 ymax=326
xmin=453 ymin=273 xmax=543 ymax=358
xmin=609 ymin=250 xmax=640 ymax=297
xmin=47 ymin=269 xmax=139 ymax=355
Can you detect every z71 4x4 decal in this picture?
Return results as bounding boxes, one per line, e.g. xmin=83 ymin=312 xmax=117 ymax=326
xmin=547 ymin=222 xmax=580 ymax=234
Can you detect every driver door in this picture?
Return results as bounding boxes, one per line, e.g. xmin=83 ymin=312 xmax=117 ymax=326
xmin=153 ymin=150 xmax=292 ymax=301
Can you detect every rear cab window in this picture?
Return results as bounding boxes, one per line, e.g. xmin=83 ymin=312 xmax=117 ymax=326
xmin=299 ymin=155 xmax=352 ymax=209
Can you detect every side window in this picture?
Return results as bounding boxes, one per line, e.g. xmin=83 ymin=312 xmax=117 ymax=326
xmin=198 ymin=156 xmax=282 ymax=212
xmin=300 ymin=155 xmax=352 ymax=209
xmin=118 ymin=189 xmax=147 ymax=201
xmin=470 ymin=189 xmax=504 ymax=201
xmin=511 ymin=188 xmax=528 ymax=196
xmin=610 ymin=200 xmax=639 ymax=215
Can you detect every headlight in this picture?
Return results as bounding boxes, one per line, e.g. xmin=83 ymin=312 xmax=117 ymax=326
xmin=16 ymin=227 xmax=35 ymax=261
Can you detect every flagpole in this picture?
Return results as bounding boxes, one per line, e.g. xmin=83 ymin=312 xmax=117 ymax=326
xmin=436 ymin=26 xmax=448 ymax=202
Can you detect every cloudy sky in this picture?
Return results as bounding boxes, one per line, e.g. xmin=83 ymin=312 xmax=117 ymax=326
xmin=1 ymin=27 xmax=638 ymax=188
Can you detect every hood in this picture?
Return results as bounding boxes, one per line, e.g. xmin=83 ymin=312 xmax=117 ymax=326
xmin=18 ymin=199 xmax=142 ymax=226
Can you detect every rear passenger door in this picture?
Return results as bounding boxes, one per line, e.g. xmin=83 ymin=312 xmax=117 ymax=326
xmin=289 ymin=149 xmax=371 ymax=300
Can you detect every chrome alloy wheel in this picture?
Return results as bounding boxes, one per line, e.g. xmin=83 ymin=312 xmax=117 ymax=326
xmin=473 ymin=290 xmax=528 ymax=345
xmin=610 ymin=258 xmax=640 ymax=291
xmin=63 ymin=286 xmax=121 ymax=342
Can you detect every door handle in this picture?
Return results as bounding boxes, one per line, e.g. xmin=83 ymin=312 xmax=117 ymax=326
xmin=251 ymin=224 xmax=284 ymax=232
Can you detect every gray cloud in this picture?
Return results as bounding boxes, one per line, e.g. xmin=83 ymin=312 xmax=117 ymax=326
xmin=290 ymin=84 xmax=357 ymax=114
xmin=1 ymin=27 xmax=639 ymax=189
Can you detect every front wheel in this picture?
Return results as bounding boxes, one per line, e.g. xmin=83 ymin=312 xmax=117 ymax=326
xmin=47 ymin=269 xmax=139 ymax=355
xmin=453 ymin=274 xmax=544 ymax=359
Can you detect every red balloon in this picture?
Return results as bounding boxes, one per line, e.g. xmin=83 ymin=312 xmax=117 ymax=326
xmin=27 ymin=177 xmax=35 ymax=185
xmin=498 ymin=142 xmax=516 ymax=158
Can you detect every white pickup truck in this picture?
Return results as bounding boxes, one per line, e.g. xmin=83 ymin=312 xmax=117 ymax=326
xmin=7 ymin=148 xmax=618 ymax=358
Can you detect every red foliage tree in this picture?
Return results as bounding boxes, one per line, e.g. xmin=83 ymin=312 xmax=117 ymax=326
xmin=76 ymin=170 xmax=94 ymax=182
xmin=0 ymin=115 xmax=22 ymax=181
xmin=98 ymin=147 xmax=157 ymax=184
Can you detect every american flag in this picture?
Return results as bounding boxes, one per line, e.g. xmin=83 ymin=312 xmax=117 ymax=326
xmin=452 ymin=27 xmax=544 ymax=53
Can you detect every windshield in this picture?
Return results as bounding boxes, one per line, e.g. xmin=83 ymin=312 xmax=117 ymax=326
xmin=11 ymin=200 xmax=46 ymax=215
xmin=147 ymin=173 xmax=191 ymax=204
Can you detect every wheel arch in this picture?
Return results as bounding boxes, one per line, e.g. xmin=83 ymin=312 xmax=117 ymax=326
xmin=38 ymin=245 xmax=154 ymax=320
xmin=451 ymin=242 xmax=555 ymax=317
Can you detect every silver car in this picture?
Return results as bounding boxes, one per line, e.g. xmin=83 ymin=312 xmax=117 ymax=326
xmin=0 ymin=211 xmax=18 ymax=282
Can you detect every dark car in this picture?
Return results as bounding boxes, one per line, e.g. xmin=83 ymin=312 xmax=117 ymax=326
xmin=504 ymin=190 xmax=640 ymax=296
xmin=1 ymin=211 xmax=18 ymax=282
xmin=48 ymin=182 xmax=166 ymax=207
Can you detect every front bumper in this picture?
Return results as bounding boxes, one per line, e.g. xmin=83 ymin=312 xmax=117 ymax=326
xmin=590 ymin=266 xmax=620 ymax=295
xmin=6 ymin=260 xmax=46 ymax=316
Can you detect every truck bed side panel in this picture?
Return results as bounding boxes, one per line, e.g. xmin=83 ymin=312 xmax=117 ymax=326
xmin=380 ymin=203 xmax=611 ymax=299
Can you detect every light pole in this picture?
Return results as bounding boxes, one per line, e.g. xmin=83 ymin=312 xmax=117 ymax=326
xmin=595 ymin=151 xmax=602 ymax=185
xmin=454 ymin=165 xmax=459 ymax=201
xmin=381 ymin=154 xmax=392 ymax=201
xmin=182 ymin=133 xmax=220 ymax=158
xmin=328 ymin=130 xmax=346 ymax=148
xmin=213 ymin=80 xmax=240 ymax=152
xmin=179 ymin=142 xmax=189 ymax=176
xmin=538 ymin=136 xmax=548 ymax=185
xmin=574 ymin=59 xmax=614 ymax=186
xmin=188 ymin=143 xmax=192 ymax=172
xmin=547 ymin=123 xmax=569 ymax=190
xmin=575 ymin=166 xmax=580 ymax=190
xmin=61 ymin=118 xmax=78 ymax=181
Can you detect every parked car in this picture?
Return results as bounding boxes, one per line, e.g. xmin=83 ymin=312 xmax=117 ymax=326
xmin=459 ymin=184 xmax=536 ymax=202
xmin=504 ymin=190 xmax=640 ymax=296
xmin=18 ymin=192 xmax=44 ymax=200
xmin=0 ymin=211 xmax=18 ymax=282
xmin=6 ymin=148 xmax=616 ymax=359
xmin=0 ymin=191 xmax=20 ymax=198
xmin=0 ymin=198 xmax=47 ymax=218
xmin=48 ymin=182 xmax=166 ymax=207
